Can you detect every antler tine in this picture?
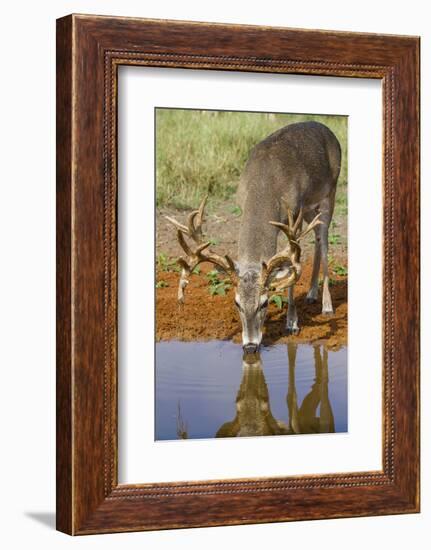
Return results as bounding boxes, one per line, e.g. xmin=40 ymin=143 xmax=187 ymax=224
xmin=270 ymin=211 xmax=322 ymax=243
xmin=269 ymin=221 xmax=298 ymax=244
xmin=185 ymin=195 xmax=208 ymax=242
xmin=224 ymin=254 xmax=237 ymax=275
xmin=298 ymin=212 xmax=323 ymax=240
xmin=166 ymin=195 xmax=209 ymax=243
xmin=286 ymin=207 xmax=294 ymax=230
xmin=292 ymin=207 xmax=303 ymax=234
xmin=176 ymin=244 xmax=211 ymax=304
xmin=196 ymin=194 xmax=208 ymax=227
xmin=165 ymin=216 xmax=188 ymax=234
xmin=177 ymin=230 xmax=213 ymax=261
xmin=206 ymin=251 xmax=237 ymax=281
xmin=177 ymin=230 xmax=194 ymax=257
xmin=176 ymin=258 xmax=191 ymax=304
xmin=186 ymin=210 xmax=202 ymax=242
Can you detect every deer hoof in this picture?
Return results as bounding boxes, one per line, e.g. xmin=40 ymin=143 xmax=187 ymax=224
xmin=286 ymin=320 xmax=300 ymax=335
xmin=306 ymin=289 xmax=318 ymax=303
xmin=322 ymin=307 xmax=334 ymax=316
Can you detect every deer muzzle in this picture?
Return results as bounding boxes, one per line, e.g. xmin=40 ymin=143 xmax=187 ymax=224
xmin=243 ymin=342 xmax=259 ymax=354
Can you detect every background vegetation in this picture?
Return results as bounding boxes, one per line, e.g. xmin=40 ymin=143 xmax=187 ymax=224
xmin=155 ymin=108 xmax=348 ymax=212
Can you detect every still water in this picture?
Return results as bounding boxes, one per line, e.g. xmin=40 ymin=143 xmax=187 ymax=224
xmin=155 ymin=341 xmax=347 ymax=441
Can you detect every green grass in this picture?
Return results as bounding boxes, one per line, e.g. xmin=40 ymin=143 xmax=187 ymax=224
xmin=156 ymin=108 xmax=348 ymax=210
xmin=334 ymin=184 xmax=348 ymax=217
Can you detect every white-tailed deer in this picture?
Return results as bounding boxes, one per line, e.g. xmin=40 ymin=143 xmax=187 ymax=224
xmin=166 ymin=121 xmax=341 ymax=353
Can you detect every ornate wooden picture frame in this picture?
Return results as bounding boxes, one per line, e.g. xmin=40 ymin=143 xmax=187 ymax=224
xmin=56 ymin=14 xmax=420 ymax=535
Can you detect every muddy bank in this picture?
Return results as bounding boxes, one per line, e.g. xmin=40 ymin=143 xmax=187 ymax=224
xmin=156 ymin=262 xmax=347 ymax=350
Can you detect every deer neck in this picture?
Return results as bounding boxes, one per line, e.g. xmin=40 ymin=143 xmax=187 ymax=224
xmin=237 ymin=193 xmax=280 ymax=268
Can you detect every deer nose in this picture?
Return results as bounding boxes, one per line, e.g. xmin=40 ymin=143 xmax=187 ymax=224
xmin=243 ymin=343 xmax=259 ymax=354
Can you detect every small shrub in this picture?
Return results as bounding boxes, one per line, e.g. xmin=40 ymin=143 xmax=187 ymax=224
xmin=332 ymin=264 xmax=348 ymax=276
xmin=328 ymin=233 xmax=341 ymax=245
xmin=157 ymin=252 xmax=180 ymax=272
xmin=206 ymin=269 xmax=231 ymax=296
xmin=230 ymin=205 xmax=242 ymax=217
xmin=269 ymin=294 xmax=288 ymax=309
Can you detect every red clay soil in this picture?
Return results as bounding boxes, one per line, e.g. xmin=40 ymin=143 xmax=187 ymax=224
xmin=156 ymin=262 xmax=347 ymax=350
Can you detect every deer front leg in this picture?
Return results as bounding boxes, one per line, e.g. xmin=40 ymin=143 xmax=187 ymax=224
xmin=286 ymin=284 xmax=299 ymax=335
xmin=320 ymin=224 xmax=333 ymax=315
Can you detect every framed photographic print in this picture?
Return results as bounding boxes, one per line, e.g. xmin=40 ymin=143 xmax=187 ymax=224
xmin=56 ymin=14 xmax=420 ymax=535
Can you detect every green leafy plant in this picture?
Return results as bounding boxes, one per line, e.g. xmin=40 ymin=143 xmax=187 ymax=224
xmin=332 ymin=264 xmax=348 ymax=276
xmin=206 ymin=269 xmax=231 ymax=296
xmin=156 ymin=280 xmax=169 ymax=288
xmin=157 ymin=252 xmax=180 ymax=272
xmin=328 ymin=233 xmax=341 ymax=245
xmin=229 ymin=205 xmax=242 ymax=217
xmin=269 ymin=294 xmax=288 ymax=309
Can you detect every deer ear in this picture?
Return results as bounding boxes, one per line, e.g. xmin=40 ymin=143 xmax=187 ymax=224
xmin=273 ymin=266 xmax=292 ymax=280
xmin=265 ymin=264 xmax=292 ymax=284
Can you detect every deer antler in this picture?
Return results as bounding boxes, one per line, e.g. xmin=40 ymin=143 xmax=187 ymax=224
xmin=165 ymin=196 xmax=237 ymax=303
xmin=261 ymin=207 xmax=323 ymax=290
xmin=165 ymin=194 xmax=207 ymax=244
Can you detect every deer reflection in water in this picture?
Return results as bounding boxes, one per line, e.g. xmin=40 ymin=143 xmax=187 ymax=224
xmin=215 ymin=343 xmax=335 ymax=438
xmin=216 ymin=352 xmax=289 ymax=437
xmin=287 ymin=344 xmax=335 ymax=435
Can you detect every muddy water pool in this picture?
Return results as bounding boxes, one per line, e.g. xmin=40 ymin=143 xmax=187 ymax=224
xmin=155 ymin=341 xmax=347 ymax=441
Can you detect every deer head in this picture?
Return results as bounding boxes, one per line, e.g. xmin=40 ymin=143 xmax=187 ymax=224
xmin=235 ymin=206 xmax=322 ymax=352
xmin=165 ymin=197 xmax=321 ymax=353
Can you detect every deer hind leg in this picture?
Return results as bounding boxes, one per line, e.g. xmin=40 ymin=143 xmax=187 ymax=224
xmin=320 ymin=223 xmax=334 ymax=315
xmin=286 ymin=284 xmax=299 ymax=335
xmin=306 ymin=224 xmax=322 ymax=304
